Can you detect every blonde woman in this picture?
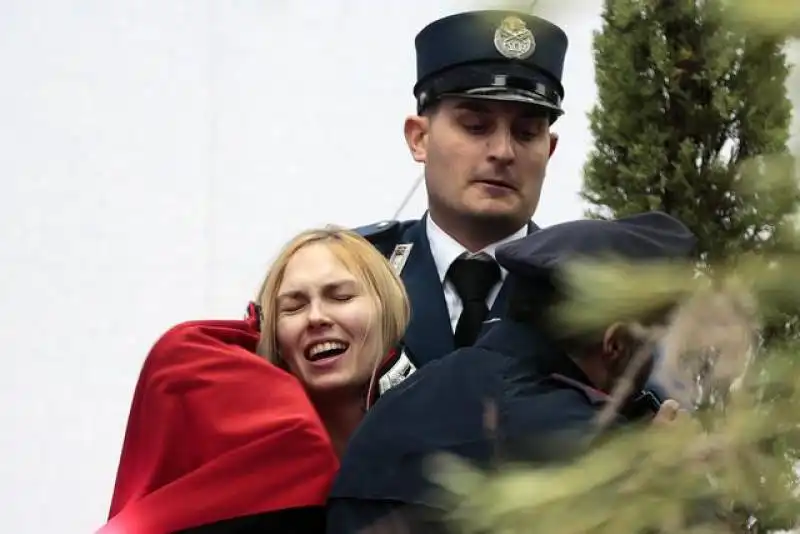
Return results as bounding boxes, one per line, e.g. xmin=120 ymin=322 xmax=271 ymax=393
xmin=99 ymin=228 xmax=410 ymax=534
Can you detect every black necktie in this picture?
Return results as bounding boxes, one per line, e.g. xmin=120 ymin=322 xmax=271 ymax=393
xmin=447 ymin=256 xmax=501 ymax=348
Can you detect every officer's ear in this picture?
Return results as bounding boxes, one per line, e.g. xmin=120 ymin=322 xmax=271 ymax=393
xmin=404 ymin=114 xmax=430 ymax=163
xmin=548 ymin=131 xmax=559 ymax=157
xmin=601 ymin=322 xmax=636 ymax=363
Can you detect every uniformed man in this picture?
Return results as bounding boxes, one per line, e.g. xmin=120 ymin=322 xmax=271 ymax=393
xmin=355 ymin=9 xmax=568 ymax=371
xmin=327 ymin=211 xmax=696 ymax=534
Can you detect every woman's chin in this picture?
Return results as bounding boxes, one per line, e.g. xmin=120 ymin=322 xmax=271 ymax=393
xmin=305 ymin=372 xmax=365 ymax=399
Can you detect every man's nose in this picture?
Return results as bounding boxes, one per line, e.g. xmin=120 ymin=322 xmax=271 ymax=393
xmin=486 ymin=127 xmax=515 ymax=164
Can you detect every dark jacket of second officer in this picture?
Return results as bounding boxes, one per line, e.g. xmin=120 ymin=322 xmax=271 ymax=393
xmin=326 ymin=211 xmax=697 ymax=534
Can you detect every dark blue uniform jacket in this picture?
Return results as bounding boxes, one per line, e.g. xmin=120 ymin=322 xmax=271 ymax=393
xmin=326 ymin=320 xmax=659 ymax=533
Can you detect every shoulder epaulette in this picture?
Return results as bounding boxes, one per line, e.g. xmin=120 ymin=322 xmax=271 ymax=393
xmin=351 ymin=220 xmax=401 ymax=243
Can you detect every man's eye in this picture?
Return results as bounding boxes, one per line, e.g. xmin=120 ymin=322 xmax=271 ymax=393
xmin=515 ymin=130 xmax=537 ymax=141
xmin=463 ymin=123 xmax=488 ymax=134
xmin=516 ymin=122 xmax=545 ymax=138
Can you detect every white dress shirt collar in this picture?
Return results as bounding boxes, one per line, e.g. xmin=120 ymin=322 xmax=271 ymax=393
xmin=425 ymin=214 xmax=529 ymax=283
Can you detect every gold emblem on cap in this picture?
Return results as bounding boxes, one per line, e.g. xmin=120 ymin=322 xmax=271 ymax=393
xmin=493 ymin=16 xmax=535 ymax=60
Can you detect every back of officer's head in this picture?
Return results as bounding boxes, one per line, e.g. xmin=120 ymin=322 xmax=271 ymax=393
xmin=496 ymin=212 xmax=697 ymax=392
xmin=404 ymin=11 xmax=568 ymax=249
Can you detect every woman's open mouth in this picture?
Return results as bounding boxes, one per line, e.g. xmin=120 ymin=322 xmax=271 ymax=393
xmin=305 ymin=340 xmax=350 ymax=362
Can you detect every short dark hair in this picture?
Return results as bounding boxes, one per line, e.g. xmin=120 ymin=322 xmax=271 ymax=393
xmin=418 ymin=99 xmax=441 ymax=117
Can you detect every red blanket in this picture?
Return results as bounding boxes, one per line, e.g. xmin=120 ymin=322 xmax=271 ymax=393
xmin=98 ymin=315 xmax=339 ymax=533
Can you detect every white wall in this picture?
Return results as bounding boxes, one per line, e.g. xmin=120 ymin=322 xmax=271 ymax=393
xmin=0 ymin=1 xmax=599 ymax=532
xmin=788 ymin=41 xmax=800 ymax=150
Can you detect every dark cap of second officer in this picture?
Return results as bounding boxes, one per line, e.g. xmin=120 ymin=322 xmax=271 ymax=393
xmin=495 ymin=212 xmax=697 ymax=324
xmin=413 ymin=10 xmax=569 ymax=120
xmin=496 ymin=212 xmax=697 ymax=278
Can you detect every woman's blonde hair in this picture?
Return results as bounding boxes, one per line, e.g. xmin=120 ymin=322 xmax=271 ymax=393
xmin=255 ymin=226 xmax=410 ymax=370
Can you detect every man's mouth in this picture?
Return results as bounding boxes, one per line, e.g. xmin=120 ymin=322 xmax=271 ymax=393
xmin=305 ymin=340 xmax=349 ymax=362
xmin=476 ymin=179 xmax=517 ymax=191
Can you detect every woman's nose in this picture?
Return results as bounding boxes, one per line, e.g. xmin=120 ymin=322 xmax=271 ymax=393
xmin=306 ymin=300 xmax=333 ymax=327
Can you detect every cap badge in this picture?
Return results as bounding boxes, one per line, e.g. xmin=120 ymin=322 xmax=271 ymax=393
xmin=493 ymin=16 xmax=535 ymax=60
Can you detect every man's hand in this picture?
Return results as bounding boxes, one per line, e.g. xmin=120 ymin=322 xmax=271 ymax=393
xmin=652 ymin=398 xmax=681 ymax=426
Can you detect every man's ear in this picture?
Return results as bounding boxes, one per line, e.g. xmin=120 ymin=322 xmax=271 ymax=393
xmin=404 ymin=115 xmax=429 ymax=163
xmin=548 ymin=131 xmax=559 ymax=157
xmin=602 ymin=322 xmax=635 ymax=362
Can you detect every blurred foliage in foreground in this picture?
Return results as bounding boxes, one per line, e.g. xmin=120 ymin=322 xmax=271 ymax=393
xmin=427 ymin=0 xmax=800 ymax=532
xmin=431 ymin=252 xmax=800 ymax=532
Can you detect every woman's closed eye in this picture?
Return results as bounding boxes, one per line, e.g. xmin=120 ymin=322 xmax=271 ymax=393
xmin=277 ymin=296 xmax=305 ymax=314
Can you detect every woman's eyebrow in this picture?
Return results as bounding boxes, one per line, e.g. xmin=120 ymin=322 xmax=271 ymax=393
xmin=277 ymin=279 xmax=359 ymax=300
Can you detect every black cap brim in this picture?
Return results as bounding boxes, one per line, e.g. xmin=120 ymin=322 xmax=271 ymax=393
xmin=415 ymin=61 xmax=564 ymax=117
xmin=439 ymin=90 xmax=564 ymax=116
